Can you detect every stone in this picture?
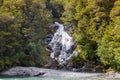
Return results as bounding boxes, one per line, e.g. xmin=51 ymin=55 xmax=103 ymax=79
xmin=0 ymin=67 xmax=45 ymax=77
xmin=44 ymin=58 xmax=59 ymax=69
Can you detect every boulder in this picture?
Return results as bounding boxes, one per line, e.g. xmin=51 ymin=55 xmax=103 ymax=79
xmin=0 ymin=67 xmax=45 ymax=77
xmin=44 ymin=58 xmax=59 ymax=69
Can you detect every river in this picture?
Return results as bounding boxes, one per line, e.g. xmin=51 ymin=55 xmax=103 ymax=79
xmin=1 ymin=68 xmax=120 ymax=80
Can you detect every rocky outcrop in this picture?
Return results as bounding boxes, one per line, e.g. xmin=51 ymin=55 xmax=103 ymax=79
xmin=0 ymin=67 xmax=45 ymax=77
xmin=44 ymin=58 xmax=59 ymax=69
xmin=43 ymin=32 xmax=54 ymax=45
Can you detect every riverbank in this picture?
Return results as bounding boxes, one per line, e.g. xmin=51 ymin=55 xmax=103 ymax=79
xmin=1 ymin=67 xmax=120 ymax=80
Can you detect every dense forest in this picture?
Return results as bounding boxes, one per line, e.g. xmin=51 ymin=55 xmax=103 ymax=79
xmin=0 ymin=0 xmax=120 ymax=72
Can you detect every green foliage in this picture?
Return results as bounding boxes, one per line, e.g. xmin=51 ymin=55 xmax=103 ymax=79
xmin=0 ymin=0 xmax=120 ymax=71
xmin=98 ymin=23 xmax=120 ymax=71
xmin=71 ymin=53 xmax=84 ymax=66
xmin=0 ymin=57 xmax=13 ymax=71
xmin=0 ymin=0 xmax=52 ymax=70
xmin=77 ymin=33 xmax=89 ymax=45
xmin=24 ymin=42 xmax=48 ymax=67
xmin=76 ymin=33 xmax=97 ymax=61
xmin=60 ymin=0 xmax=120 ymax=71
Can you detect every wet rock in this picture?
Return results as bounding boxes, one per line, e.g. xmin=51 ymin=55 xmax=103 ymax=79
xmin=84 ymin=61 xmax=92 ymax=68
xmin=0 ymin=67 xmax=45 ymax=77
xmin=66 ymin=43 xmax=77 ymax=54
xmin=72 ymin=68 xmax=80 ymax=72
xmin=43 ymin=33 xmax=54 ymax=45
xmin=46 ymin=45 xmax=52 ymax=51
xmin=44 ymin=58 xmax=59 ymax=69
xmin=54 ymin=43 xmax=62 ymax=52
xmin=54 ymin=52 xmax=60 ymax=58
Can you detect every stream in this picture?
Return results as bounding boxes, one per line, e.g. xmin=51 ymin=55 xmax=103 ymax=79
xmin=1 ymin=68 xmax=120 ymax=80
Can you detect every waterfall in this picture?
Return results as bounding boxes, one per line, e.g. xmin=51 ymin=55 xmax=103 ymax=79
xmin=48 ymin=22 xmax=77 ymax=65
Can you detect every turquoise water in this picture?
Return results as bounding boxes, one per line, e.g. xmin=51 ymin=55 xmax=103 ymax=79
xmin=1 ymin=76 xmax=120 ymax=80
xmin=0 ymin=75 xmax=110 ymax=80
xmin=0 ymin=76 xmax=92 ymax=80
xmin=0 ymin=77 xmax=84 ymax=80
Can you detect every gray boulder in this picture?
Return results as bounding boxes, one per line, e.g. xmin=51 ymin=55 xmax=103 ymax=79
xmin=0 ymin=67 xmax=45 ymax=77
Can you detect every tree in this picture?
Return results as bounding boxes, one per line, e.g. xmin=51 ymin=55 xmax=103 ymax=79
xmin=0 ymin=0 xmax=53 ymax=70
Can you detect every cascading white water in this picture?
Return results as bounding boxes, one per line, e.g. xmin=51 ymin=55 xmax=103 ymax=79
xmin=49 ymin=22 xmax=77 ymax=65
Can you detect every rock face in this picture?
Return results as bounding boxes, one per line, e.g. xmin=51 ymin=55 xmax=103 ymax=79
xmin=0 ymin=67 xmax=45 ymax=77
xmin=43 ymin=32 xmax=54 ymax=45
